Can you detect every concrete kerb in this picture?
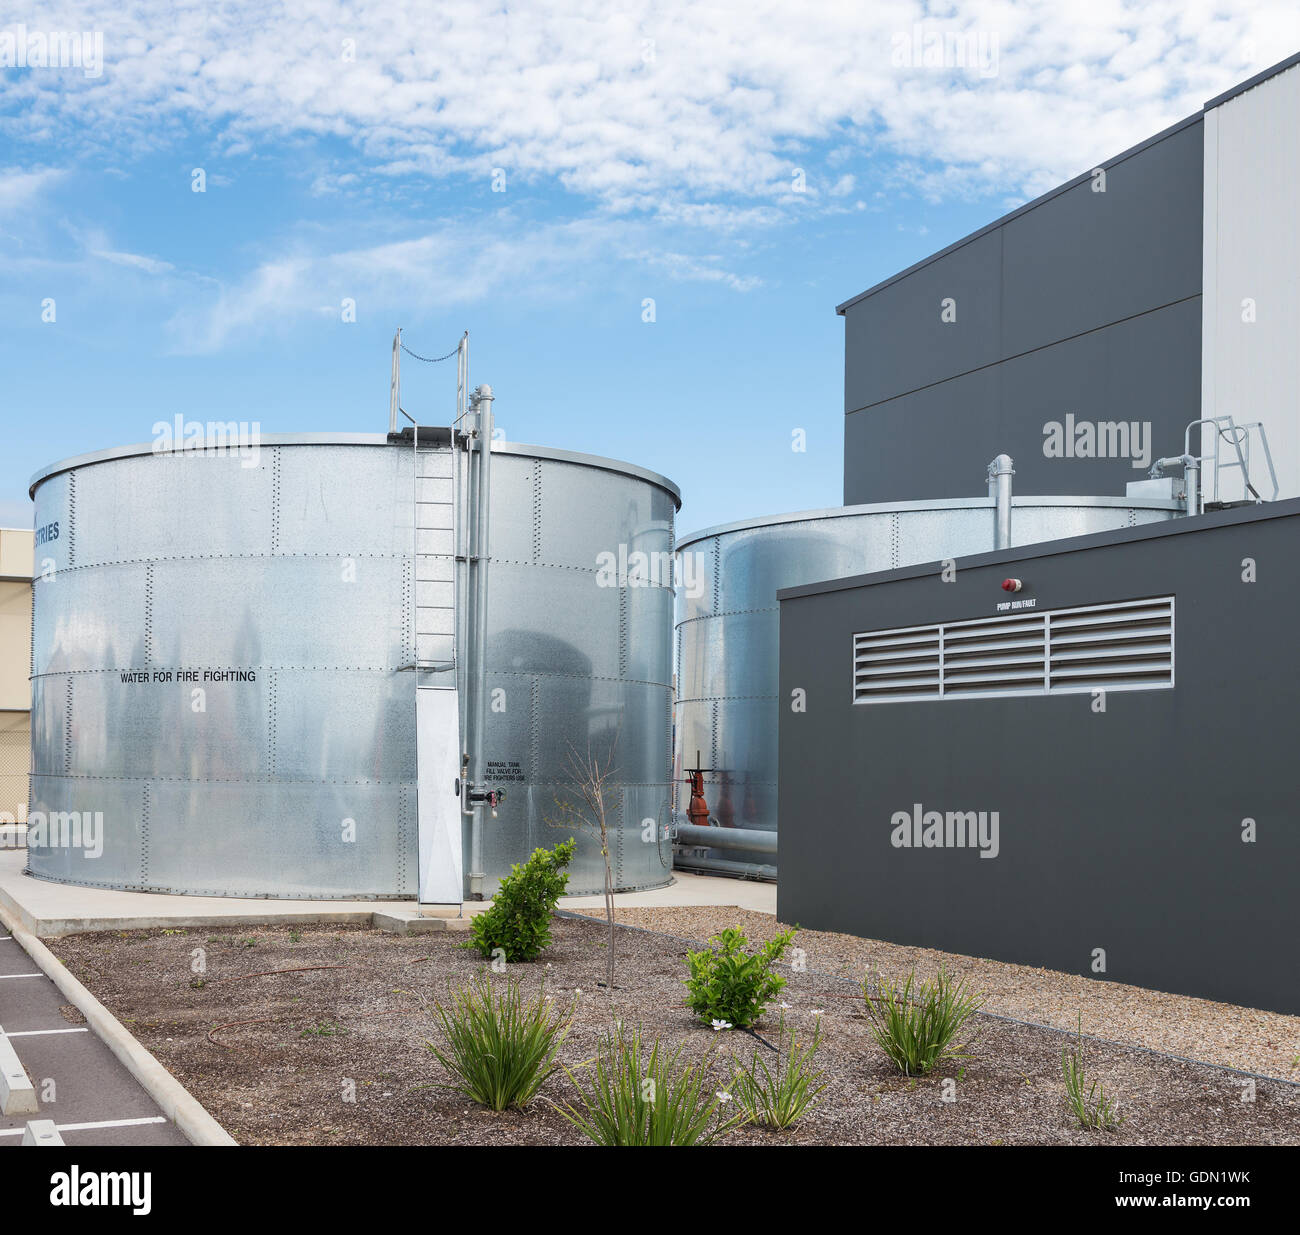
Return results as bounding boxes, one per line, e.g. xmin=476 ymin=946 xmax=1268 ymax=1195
xmin=0 ymin=900 xmax=237 ymax=1146
xmin=0 ymin=875 xmax=480 ymax=939
xmin=0 ymin=892 xmax=381 ymax=940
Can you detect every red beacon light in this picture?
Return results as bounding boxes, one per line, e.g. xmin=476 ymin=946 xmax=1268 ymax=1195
xmin=1001 ymin=578 xmax=1023 ymax=593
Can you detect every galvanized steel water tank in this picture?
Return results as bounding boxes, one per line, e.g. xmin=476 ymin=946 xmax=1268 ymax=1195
xmin=673 ymin=496 xmax=1182 ymax=858
xmin=26 ymin=434 xmax=679 ymax=898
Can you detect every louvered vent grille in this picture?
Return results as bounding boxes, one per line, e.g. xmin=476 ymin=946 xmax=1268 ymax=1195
xmin=852 ymin=624 xmax=941 ymax=702
xmin=853 ymin=597 xmax=1174 ymax=703
xmin=1047 ymin=599 xmax=1174 ymax=691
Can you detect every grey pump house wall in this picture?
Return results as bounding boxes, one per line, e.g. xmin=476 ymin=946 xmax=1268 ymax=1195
xmin=777 ymin=501 xmax=1300 ymax=1015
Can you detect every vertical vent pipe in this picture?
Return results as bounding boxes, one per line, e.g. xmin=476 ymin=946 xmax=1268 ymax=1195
xmin=466 ymin=383 xmax=494 ymax=899
xmin=988 ymin=454 xmax=1014 ymax=550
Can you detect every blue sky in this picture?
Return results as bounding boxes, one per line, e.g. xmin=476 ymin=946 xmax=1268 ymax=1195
xmin=1 ymin=2 xmax=1297 ymax=534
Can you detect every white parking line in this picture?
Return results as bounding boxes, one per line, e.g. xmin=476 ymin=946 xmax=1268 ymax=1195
xmin=57 ymin=1116 xmax=169 ymax=1133
xmin=0 ymin=974 xmax=44 ymax=980
xmin=0 ymin=1115 xmax=168 ymax=1138
xmin=4 ymin=1028 xmax=90 ymax=1038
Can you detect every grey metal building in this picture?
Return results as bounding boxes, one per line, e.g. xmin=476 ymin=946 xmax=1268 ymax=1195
xmin=839 ymin=51 xmax=1300 ymax=508
xmin=774 ymin=51 xmax=1300 ymax=1012
xmin=777 ymin=502 xmax=1300 ymax=1015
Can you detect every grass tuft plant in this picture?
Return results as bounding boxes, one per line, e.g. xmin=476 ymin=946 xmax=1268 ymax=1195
xmin=731 ymin=1014 xmax=828 ymax=1130
xmin=861 ymin=965 xmax=983 ymax=1076
xmin=422 ymin=973 xmax=573 ymax=1111
xmin=1062 ymin=1016 xmax=1124 ymax=1131
xmin=554 ymin=1025 xmax=742 ymax=1145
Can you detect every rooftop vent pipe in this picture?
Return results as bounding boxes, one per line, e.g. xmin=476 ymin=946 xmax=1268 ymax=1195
xmin=987 ymin=454 xmax=1014 ymax=550
xmin=1152 ymin=452 xmax=1200 ymax=516
xmin=389 ymin=328 xmax=402 ymax=435
xmin=466 ymin=383 xmax=495 ymax=899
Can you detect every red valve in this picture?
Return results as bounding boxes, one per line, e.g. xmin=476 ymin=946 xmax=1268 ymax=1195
xmin=1001 ymin=578 xmax=1023 ymax=592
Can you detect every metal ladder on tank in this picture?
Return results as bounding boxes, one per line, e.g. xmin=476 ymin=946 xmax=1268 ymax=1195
xmin=410 ymin=424 xmax=465 ymax=904
xmin=1154 ymin=415 xmax=1279 ymax=515
xmin=396 ymin=327 xmax=473 ymax=906
xmin=1197 ymin=415 xmax=1279 ymax=508
xmin=412 ymin=431 xmax=459 ymax=683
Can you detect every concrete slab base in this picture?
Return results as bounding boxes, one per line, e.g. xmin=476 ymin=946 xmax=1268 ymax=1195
xmin=419 ymin=902 xmax=492 ymax=920
xmin=373 ymin=910 xmax=473 ymax=935
xmin=0 ymin=851 xmax=774 ymax=939
xmin=0 ymin=850 xmax=421 ymax=938
xmin=559 ymin=872 xmax=776 ymax=915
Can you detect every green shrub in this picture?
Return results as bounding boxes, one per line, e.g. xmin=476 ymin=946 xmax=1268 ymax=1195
xmin=731 ymin=1014 xmax=828 ymax=1130
xmin=1062 ymin=1016 xmax=1124 ymax=1131
xmin=555 ymin=1024 xmax=741 ymax=1145
xmin=463 ymin=838 xmax=576 ymax=963
xmin=423 ymin=973 xmax=573 ymax=1110
xmin=683 ymin=925 xmax=796 ymax=1029
xmin=861 ymin=966 xmax=982 ymax=1076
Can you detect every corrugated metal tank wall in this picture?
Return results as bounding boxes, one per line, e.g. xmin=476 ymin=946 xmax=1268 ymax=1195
xmin=483 ymin=445 xmax=678 ymax=895
xmin=673 ymin=497 xmax=1182 ymax=854
xmin=26 ymin=436 xmax=678 ymax=898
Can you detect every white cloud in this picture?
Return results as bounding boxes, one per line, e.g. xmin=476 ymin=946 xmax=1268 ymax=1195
xmin=162 ymin=213 xmax=762 ymax=352
xmin=90 ymin=247 xmax=174 ymax=273
xmin=3 ymin=1 xmax=1297 ymax=351
xmin=0 ymin=167 xmax=65 ymax=214
xmin=2 ymin=2 xmax=1296 ymax=213
xmin=310 ymin=171 xmax=360 ymax=196
xmin=634 ymin=249 xmax=763 ymax=292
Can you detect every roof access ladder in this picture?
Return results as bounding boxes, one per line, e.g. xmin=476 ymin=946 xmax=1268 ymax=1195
xmin=1153 ymin=415 xmax=1279 ymax=516
xmin=393 ymin=330 xmax=498 ymax=904
xmin=411 ymin=421 xmax=464 ymax=904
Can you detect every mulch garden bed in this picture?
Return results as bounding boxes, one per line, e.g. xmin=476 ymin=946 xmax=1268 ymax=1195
xmin=48 ymin=916 xmax=1300 ymax=1146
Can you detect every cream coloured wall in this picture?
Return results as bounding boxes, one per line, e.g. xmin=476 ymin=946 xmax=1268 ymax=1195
xmin=0 ymin=527 xmax=33 ymax=822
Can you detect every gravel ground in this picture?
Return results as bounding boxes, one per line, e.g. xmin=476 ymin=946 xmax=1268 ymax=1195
xmin=570 ymin=905 xmax=1300 ymax=1083
xmin=47 ymin=917 xmax=1300 ymax=1146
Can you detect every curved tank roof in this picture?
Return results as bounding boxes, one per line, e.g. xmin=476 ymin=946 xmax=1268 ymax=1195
xmin=675 ymin=493 xmax=1184 ymax=551
xmin=29 ymin=432 xmax=682 ymax=509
